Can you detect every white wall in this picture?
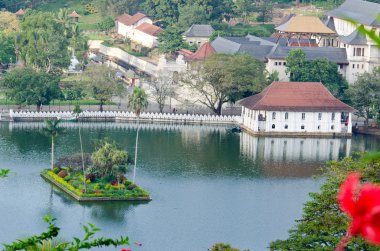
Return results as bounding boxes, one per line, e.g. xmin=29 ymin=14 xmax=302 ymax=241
xmin=241 ymin=107 xmax=352 ymax=134
xmin=132 ymin=29 xmax=159 ymax=48
xmin=184 ymin=37 xmax=210 ymax=47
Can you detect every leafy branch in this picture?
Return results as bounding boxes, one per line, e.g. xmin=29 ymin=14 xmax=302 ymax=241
xmin=2 ymin=216 xmax=129 ymax=251
xmin=0 ymin=169 xmax=10 ymax=178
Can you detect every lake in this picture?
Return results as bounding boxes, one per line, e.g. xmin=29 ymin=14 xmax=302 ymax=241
xmin=0 ymin=122 xmax=379 ymax=250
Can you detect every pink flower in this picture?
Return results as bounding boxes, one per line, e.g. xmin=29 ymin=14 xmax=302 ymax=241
xmin=120 ymin=248 xmax=131 ymax=251
xmin=336 ymin=172 xmax=380 ymax=249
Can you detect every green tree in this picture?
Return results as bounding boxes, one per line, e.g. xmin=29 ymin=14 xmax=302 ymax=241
xmin=43 ymin=119 xmax=63 ymax=170
xmin=97 ymin=16 xmax=115 ymax=33
xmin=19 ymin=11 xmax=70 ymax=72
xmin=1 ymin=67 xmax=63 ymax=110
xmin=178 ymin=3 xmax=208 ymax=29
xmin=210 ymin=243 xmax=240 ymax=251
xmin=56 ymin=8 xmax=71 ymax=38
xmin=0 ymin=11 xmax=20 ymax=35
xmin=127 ymin=87 xmax=148 ymax=183
xmin=91 ymin=140 xmax=128 ymax=179
xmin=70 ymin=24 xmax=89 ymax=72
xmin=346 ymin=68 xmax=380 ymax=127
xmin=83 ymin=65 xmax=124 ymax=111
xmin=95 ymin=0 xmax=141 ymax=16
xmin=234 ymin=0 xmax=253 ymax=23
xmin=158 ymin=27 xmax=185 ymax=54
xmin=182 ymin=53 xmax=266 ymax=115
xmin=252 ymin=2 xmax=273 ymax=23
xmin=270 ymin=152 xmax=380 ymax=250
xmin=0 ymin=33 xmax=16 ymax=64
xmin=285 ymin=49 xmax=349 ymax=100
xmin=188 ymin=0 xmax=235 ymax=22
xmin=144 ymin=0 xmax=184 ymax=26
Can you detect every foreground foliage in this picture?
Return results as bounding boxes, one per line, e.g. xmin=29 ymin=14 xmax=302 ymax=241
xmin=270 ymin=152 xmax=380 ymax=250
xmin=2 ymin=215 xmax=129 ymax=251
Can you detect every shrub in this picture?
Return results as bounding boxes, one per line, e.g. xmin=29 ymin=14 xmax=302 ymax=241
xmin=127 ymin=184 xmax=137 ymax=190
xmin=52 ymin=167 xmax=61 ymax=174
xmin=55 ymin=154 xmax=92 ymax=171
xmin=63 ymin=175 xmax=71 ymax=181
xmin=57 ymin=170 xmax=68 ymax=178
xmin=85 ymin=173 xmax=96 ymax=182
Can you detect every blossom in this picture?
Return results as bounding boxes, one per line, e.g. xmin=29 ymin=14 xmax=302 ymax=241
xmin=337 ymin=172 xmax=380 ymax=245
xmin=120 ymin=248 xmax=131 ymax=251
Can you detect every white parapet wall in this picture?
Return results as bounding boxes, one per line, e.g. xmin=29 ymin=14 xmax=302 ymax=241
xmin=88 ymin=40 xmax=187 ymax=77
xmin=9 ymin=110 xmax=241 ymax=125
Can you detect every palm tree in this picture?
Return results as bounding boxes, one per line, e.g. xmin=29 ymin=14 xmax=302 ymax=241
xmin=56 ymin=8 xmax=71 ymax=38
xmin=127 ymin=87 xmax=148 ymax=183
xmin=44 ymin=119 xmax=63 ymax=170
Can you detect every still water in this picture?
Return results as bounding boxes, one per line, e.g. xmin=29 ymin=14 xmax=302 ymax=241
xmin=0 ymin=122 xmax=379 ymax=250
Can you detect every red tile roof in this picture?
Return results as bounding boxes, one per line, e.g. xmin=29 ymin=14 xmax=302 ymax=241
xmin=239 ymin=82 xmax=355 ymax=112
xmin=135 ymin=23 xmax=162 ymax=36
xmin=178 ymin=49 xmax=194 ymax=58
xmin=15 ymin=9 xmax=25 ymax=16
xmin=116 ymin=12 xmax=147 ymax=26
xmin=69 ymin=11 xmax=81 ymax=18
xmin=188 ymin=42 xmax=215 ymax=60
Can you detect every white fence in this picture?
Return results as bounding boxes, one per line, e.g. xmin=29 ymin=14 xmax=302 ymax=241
xmin=9 ymin=110 xmax=241 ymax=124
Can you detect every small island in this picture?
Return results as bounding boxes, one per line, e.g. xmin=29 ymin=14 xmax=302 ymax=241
xmin=41 ymin=140 xmax=150 ymax=202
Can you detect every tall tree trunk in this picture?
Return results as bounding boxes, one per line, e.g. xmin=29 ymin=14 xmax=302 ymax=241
xmin=132 ymin=118 xmax=140 ymax=183
xmin=79 ymin=125 xmax=86 ymax=193
xmin=51 ymin=137 xmax=54 ymax=169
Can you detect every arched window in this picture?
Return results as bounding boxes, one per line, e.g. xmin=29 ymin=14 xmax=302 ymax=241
xmin=301 ymin=125 xmax=305 ymax=130
xmin=284 ymin=124 xmax=288 ymax=129
xmin=331 ymin=125 xmax=334 ymax=130
xmin=285 ymin=112 xmax=288 ymax=120
xmin=272 ymin=112 xmax=276 ymax=120
xmin=272 ymin=124 xmax=275 ymax=129
xmin=317 ymin=125 xmax=321 ymax=130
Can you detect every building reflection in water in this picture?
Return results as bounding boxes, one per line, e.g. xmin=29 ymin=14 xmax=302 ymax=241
xmin=240 ymin=132 xmax=352 ymax=177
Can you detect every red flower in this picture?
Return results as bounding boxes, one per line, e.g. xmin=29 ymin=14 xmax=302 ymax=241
xmin=120 ymin=249 xmax=131 ymax=251
xmin=337 ymin=172 xmax=380 ymax=245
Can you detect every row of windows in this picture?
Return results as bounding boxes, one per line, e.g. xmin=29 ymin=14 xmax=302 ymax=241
xmin=271 ymin=124 xmax=335 ymax=130
xmin=353 ymin=47 xmax=365 ymax=57
xmin=271 ymin=112 xmax=335 ymax=120
xmin=274 ymin=61 xmax=286 ymax=66
xmin=352 ymin=64 xmax=365 ymax=69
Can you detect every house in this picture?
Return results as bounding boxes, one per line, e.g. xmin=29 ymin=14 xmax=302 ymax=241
xmin=133 ymin=22 xmax=163 ymax=48
xmin=115 ymin=12 xmax=162 ymax=48
xmin=274 ymin=15 xmax=337 ymax=46
xmin=211 ymin=35 xmax=348 ymax=81
xmin=239 ymin=82 xmax=355 ymax=136
xmin=116 ymin=12 xmax=152 ymax=38
xmin=183 ymin=24 xmax=214 ymax=46
xmin=326 ymin=0 xmax=380 ymax=83
xmin=69 ymin=11 xmax=81 ymax=23
xmin=15 ymin=9 xmax=25 ymax=18
xmin=266 ymin=45 xmax=348 ymax=81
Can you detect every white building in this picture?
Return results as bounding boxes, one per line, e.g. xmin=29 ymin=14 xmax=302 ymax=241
xmin=326 ymin=0 xmax=380 ymax=83
xmin=116 ymin=12 xmax=152 ymax=38
xmin=133 ymin=23 xmax=163 ymax=48
xmin=239 ymin=82 xmax=355 ymax=136
xmin=183 ymin=24 xmax=214 ymax=47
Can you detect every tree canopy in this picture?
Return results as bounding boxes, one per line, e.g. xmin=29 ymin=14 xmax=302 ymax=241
xmin=1 ymin=67 xmax=63 ymax=110
xmin=346 ymin=68 xmax=380 ymax=126
xmin=157 ymin=27 xmax=185 ymax=53
xmin=0 ymin=11 xmax=20 ymax=35
xmin=270 ymin=152 xmax=380 ymax=250
xmin=19 ymin=11 xmax=70 ymax=72
xmin=285 ymin=49 xmax=348 ymax=101
xmin=82 ymin=65 xmax=124 ymax=111
xmin=182 ymin=53 xmax=266 ymax=115
xmin=178 ymin=3 xmax=208 ymax=29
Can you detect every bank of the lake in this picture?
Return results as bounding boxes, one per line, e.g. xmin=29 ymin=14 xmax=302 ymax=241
xmin=0 ymin=122 xmax=379 ymax=250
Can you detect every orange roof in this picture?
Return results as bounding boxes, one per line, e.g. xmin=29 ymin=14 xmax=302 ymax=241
xmin=276 ymin=16 xmax=336 ymax=34
xmin=178 ymin=49 xmax=194 ymax=58
xmin=135 ymin=23 xmax=162 ymax=36
xmin=189 ymin=42 xmax=215 ymax=60
xmin=116 ymin=12 xmax=147 ymax=26
xmin=240 ymin=82 xmax=354 ymax=112
xmin=15 ymin=9 xmax=25 ymax=16
xmin=69 ymin=11 xmax=81 ymax=18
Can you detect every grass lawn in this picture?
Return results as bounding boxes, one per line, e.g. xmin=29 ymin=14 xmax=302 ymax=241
xmin=85 ymin=32 xmax=112 ymax=41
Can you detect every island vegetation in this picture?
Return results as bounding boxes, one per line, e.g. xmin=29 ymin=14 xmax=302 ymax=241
xmin=41 ymin=138 xmax=150 ymax=201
